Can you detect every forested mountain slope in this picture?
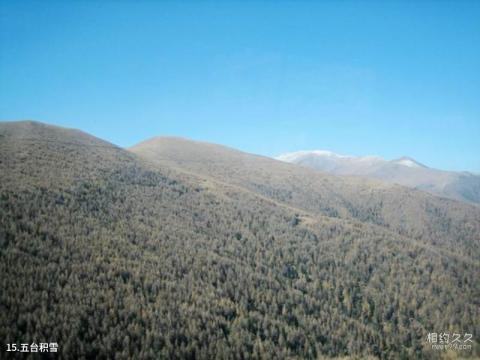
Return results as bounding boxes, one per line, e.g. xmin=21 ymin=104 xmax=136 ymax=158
xmin=1 ymin=122 xmax=479 ymax=359
xmin=131 ymin=137 xmax=480 ymax=258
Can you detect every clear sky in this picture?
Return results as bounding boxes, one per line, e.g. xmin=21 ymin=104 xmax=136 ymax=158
xmin=1 ymin=1 xmax=479 ymax=172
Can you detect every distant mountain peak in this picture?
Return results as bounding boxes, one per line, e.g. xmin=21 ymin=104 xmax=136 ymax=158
xmin=276 ymin=151 xmax=427 ymax=168
xmin=276 ymin=150 xmax=346 ymax=162
xmin=391 ymin=156 xmax=427 ymax=168
xmin=276 ymin=150 xmax=383 ymax=163
xmin=275 ymin=148 xmax=480 ymax=204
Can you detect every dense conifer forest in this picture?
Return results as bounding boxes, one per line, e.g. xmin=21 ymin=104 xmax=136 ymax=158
xmin=1 ymin=121 xmax=479 ymax=359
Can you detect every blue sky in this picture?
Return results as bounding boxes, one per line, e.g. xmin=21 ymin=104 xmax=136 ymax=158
xmin=1 ymin=1 xmax=479 ymax=172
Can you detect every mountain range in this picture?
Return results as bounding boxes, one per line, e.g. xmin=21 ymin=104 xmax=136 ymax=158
xmin=276 ymin=150 xmax=480 ymax=205
xmin=1 ymin=121 xmax=479 ymax=359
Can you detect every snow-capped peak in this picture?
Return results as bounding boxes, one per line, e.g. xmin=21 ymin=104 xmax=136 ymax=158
xmin=391 ymin=157 xmax=426 ymax=168
xmin=275 ymin=150 xmax=348 ymax=162
xmin=275 ymin=150 xmax=383 ymax=163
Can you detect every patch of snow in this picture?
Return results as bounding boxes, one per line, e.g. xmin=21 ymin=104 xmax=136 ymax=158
xmin=276 ymin=150 xmax=382 ymax=163
xmin=395 ymin=158 xmax=422 ymax=168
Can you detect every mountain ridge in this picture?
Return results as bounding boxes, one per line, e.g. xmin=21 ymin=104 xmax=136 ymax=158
xmin=131 ymin=135 xmax=480 ymax=257
xmin=2 ymin=120 xmax=479 ymax=359
xmin=276 ymin=149 xmax=480 ymax=204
